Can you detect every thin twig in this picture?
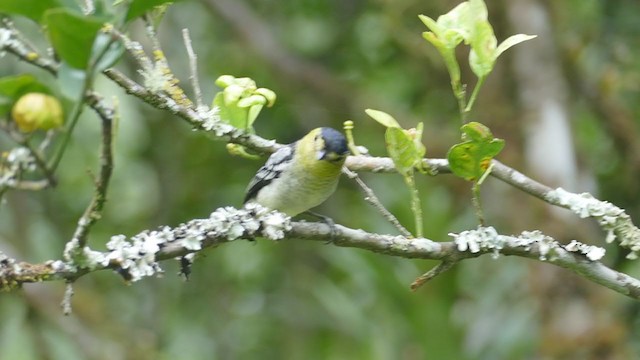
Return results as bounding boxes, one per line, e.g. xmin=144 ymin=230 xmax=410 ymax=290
xmin=181 ymin=28 xmax=204 ymax=109
xmin=410 ymin=260 xmax=458 ymax=291
xmin=17 ymin=137 xmax=57 ymax=187
xmin=0 ymin=123 xmax=58 ymax=187
xmin=0 ymin=19 xmax=58 ymax=74
xmin=69 ymin=92 xmax=115 ymax=249
xmin=343 ymin=167 xmax=412 ymax=237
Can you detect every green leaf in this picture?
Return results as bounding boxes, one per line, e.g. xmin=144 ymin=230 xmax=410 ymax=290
xmin=247 ymin=105 xmax=263 ymax=127
xmin=57 ymin=62 xmax=86 ymax=100
xmin=468 ymin=20 xmax=497 ymax=78
xmin=0 ymin=74 xmax=49 ymax=98
xmin=0 ymin=75 xmax=50 ymax=114
xmin=385 ymin=127 xmax=424 ymax=176
xmin=419 ymin=7 xmax=467 ymax=50
xmin=215 ymin=75 xmax=236 ymax=88
xmin=223 ymin=84 xmax=244 ymax=105
xmin=254 ymin=88 xmax=277 ymax=107
xmin=91 ymin=32 xmax=125 ymax=72
xmin=418 ymin=14 xmax=441 ymax=36
xmin=461 ymin=121 xmax=493 ymax=142
xmin=125 ymin=0 xmax=176 ymax=22
xmin=0 ymin=0 xmax=61 ymax=23
xmin=436 ymin=2 xmax=471 ymax=47
xmin=213 ymin=92 xmax=247 ymax=129
xmin=413 ymin=122 xmax=426 ymax=159
xmin=495 ymin=34 xmax=537 ymax=58
xmin=365 ymin=109 xmax=401 ymax=128
xmin=44 ymin=9 xmax=104 ymax=69
xmin=447 ymin=122 xmax=505 ymax=181
xmin=237 ymin=94 xmax=267 ymax=108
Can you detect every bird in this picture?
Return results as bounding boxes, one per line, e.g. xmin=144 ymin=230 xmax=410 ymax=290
xmin=244 ymin=127 xmax=349 ymax=216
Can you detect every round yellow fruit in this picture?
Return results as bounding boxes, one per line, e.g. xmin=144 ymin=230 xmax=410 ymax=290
xmin=11 ymin=93 xmax=64 ymax=132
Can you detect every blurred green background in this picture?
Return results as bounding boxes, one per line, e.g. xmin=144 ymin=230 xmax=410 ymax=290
xmin=2 ymin=0 xmax=640 ymax=358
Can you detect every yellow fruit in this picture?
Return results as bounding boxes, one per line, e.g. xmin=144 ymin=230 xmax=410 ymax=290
xmin=11 ymin=93 xmax=64 ymax=132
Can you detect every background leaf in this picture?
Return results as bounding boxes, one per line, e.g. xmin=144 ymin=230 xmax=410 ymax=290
xmin=44 ymin=9 xmax=104 ymax=69
xmin=57 ymin=63 xmax=87 ymax=100
xmin=126 ymin=0 xmax=177 ymax=22
xmin=0 ymin=74 xmax=51 ymax=114
xmin=91 ymin=33 xmax=125 ymax=72
xmin=0 ymin=0 xmax=61 ymax=23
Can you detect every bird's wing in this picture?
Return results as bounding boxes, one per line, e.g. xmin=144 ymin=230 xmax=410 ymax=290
xmin=243 ymin=144 xmax=295 ymax=203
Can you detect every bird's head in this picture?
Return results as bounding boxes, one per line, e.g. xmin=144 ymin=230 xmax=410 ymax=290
xmin=311 ymin=127 xmax=349 ymax=163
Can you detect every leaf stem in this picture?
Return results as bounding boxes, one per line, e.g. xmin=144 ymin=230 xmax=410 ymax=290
xmin=465 ymin=75 xmax=486 ymax=115
xmin=404 ymin=173 xmax=423 ymax=237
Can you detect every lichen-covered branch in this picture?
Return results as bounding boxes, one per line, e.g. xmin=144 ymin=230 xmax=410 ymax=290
xmin=2 ymin=205 xmax=640 ymax=301
xmin=67 ymin=92 xmax=115 ymax=250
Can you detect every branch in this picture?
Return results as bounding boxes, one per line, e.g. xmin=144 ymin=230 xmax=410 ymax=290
xmin=342 ymin=167 xmax=412 ymax=237
xmin=67 ymin=92 xmax=115 ymax=250
xmin=2 ymin=205 xmax=639 ymax=301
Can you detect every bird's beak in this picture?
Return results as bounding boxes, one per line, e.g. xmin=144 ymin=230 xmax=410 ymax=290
xmin=317 ymin=150 xmax=327 ymax=160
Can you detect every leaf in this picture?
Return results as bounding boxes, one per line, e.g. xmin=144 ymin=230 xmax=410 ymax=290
xmin=468 ymin=20 xmax=497 ymax=78
xmin=436 ymin=2 xmax=471 ymax=47
xmin=213 ymin=92 xmax=247 ymax=129
xmin=215 ymin=75 xmax=236 ymax=88
xmin=0 ymin=0 xmax=61 ymax=23
xmin=126 ymin=0 xmax=177 ymax=22
xmin=419 ymin=7 xmax=467 ymax=50
xmin=447 ymin=122 xmax=505 ymax=181
xmin=0 ymin=74 xmax=49 ymax=98
xmin=385 ymin=127 xmax=424 ymax=177
xmin=0 ymin=74 xmax=50 ymax=114
xmin=222 ymin=84 xmax=244 ymax=105
xmin=254 ymin=88 xmax=277 ymax=107
xmin=237 ymin=95 xmax=266 ymax=108
xmin=495 ymin=34 xmax=537 ymax=58
xmin=365 ymin=108 xmax=401 ymax=128
xmin=418 ymin=14 xmax=441 ymax=36
xmin=91 ymin=32 xmax=125 ymax=72
xmin=57 ymin=62 xmax=87 ymax=100
xmin=461 ymin=121 xmax=493 ymax=142
xmin=247 ymin=104 xmax=263 ymax=127
xmin=44 ymin=9 xmax=104 ymax=69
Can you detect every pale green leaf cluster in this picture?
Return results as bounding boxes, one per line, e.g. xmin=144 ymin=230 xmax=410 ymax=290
xmin=213 ymin=75 xmax=276 ymax=132
xmin=419 ymin=0 xmax=535 ymax=116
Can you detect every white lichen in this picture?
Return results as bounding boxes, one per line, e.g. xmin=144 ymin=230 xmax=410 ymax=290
xmin=0 ymin=28 xmax=12 ymax=56
xmin=139 ymin=63 xmax=170 ymax=93
xmin=547 ymin=187 xmax=640 ymax=259
xmin=449 ymin=227 xmax=584 ymax=261
xmin=451 ymin=226 xmax=503 ymax=259
xmin=196 ymin=105 xmax=220 ymax=130
xmin=564 ymin=240 xmax=606 ymax=261
xmin=517 ymin=230 xmax=559 ymax=261
xmin=62 ymin=205 xmax=291 ymax=283
xmin=0 ymin=147 xmax=37 ymax=188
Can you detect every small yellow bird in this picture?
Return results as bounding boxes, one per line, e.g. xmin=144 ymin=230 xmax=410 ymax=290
xmin=244 ymin=127 xmax=349 ymax=216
